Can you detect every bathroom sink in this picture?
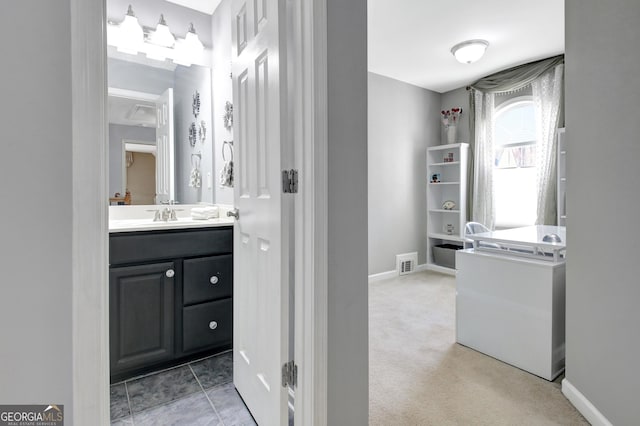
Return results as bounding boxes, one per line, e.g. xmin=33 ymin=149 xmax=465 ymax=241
xmin=109 ymin=205 xmax=234 ymax=233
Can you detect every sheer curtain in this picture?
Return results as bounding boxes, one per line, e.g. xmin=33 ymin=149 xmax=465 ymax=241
xmin=467 ymin=55 xmax=564 ymax=228
xmin=472 ymin=90 xmax=495 ymax=230
xmin=532 ymin=64 xmax=564 ymax=225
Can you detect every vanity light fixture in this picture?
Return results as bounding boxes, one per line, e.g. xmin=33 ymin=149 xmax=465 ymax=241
xmin=117 ymin=5 xmax=144 ymax=54
xmin=107 ymin=9 xmax=207 ymax=67
xmin=451 ymin=39 xmax=489 ymax=64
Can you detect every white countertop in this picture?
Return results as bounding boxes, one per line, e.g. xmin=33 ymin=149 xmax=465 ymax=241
xmin=109 ymin=204 xmax=234 ymax=233
xmin=469 ymin=225 xmax=566 ymax=250
xmin=467 ymin=225 xmax=566 ymax=262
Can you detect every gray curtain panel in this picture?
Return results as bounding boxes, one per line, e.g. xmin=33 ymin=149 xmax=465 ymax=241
xmin=466 ymin=55 xmax=564 ymax=222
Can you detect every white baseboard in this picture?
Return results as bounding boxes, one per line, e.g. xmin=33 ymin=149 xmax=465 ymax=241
xmin=368 ymin=269 xmax=397 ymax=283
xmin=415 ymin=263 xmax=428 ymax=272
xmin=368 ymin=264 xmax=429 ymax=283
xmin=562 ymin=378 xmax=613 ymax=426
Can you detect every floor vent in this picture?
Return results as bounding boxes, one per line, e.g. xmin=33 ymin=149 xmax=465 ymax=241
xmin=396 ymin=252 xmax=418 ymax=276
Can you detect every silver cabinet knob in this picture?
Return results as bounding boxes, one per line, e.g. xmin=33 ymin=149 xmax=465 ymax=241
xmin=166 ymin=269 xmax=175 ymax=278
xmin=210 ymin=276 xmax=219 ymax=285
xmin=227 ymin=208 xmax=239 ymax=219
xmin=209 ymin=321 xmax=218 ymax=330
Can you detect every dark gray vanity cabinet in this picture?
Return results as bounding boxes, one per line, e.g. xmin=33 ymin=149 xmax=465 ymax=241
xmin=109 ymin=226 xmax=233 ymax=383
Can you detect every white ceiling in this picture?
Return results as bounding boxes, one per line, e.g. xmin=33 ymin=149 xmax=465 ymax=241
xmin=368 ymin=0 xmax=565 ymax=93
xmin=165 ymin=0 xmax=222 ymax=15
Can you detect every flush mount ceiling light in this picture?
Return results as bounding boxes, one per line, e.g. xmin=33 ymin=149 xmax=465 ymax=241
xmin=451 ymin=39 xmax=489 ymax=64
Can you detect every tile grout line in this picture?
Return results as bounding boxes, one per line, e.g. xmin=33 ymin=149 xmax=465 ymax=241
xmin=189 ymin=364 xmax=226 ymax=426
xmin=124 ymin=381 xmax=135 ymax=426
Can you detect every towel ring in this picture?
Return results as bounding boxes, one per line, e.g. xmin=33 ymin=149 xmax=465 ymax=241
xmin=222 ymin=140 xmax=234 ymax=162
xmin=191 ymin=152 xmax=201 ymax=168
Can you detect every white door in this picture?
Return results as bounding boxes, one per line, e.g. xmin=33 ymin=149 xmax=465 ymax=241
xmin=231 ymin=0 xmax=289 ymax=424
xmin=155 ymin=88 xmax=175 ymax=204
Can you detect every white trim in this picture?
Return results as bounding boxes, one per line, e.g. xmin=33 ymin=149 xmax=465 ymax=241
xmin=108 ymin=87 xmax=159 ymax=102
xmin=415 ymin=263 xmax=429 ymax=272
xmin=367 ymin=264 xmax=430 ymax=283
xmin=293 ymin=0 xmax=328 ymax=424
xmin=426 ymin=263 xmax=457 ymax=276
xmin=562 ymin=379 xmax=613 ymax=426
xmin=368 ymin=270 xmax=397 ymax=283
xmin=71 ymin=0 xmax=110 ymax=424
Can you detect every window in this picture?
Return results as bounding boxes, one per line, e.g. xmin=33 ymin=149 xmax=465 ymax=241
xmin=493 ymin=97 xmax=537 ymax=228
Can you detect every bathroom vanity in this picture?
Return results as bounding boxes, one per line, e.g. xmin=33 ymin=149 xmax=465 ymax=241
xmin=109 ymin=207 xmax=234 ymax=382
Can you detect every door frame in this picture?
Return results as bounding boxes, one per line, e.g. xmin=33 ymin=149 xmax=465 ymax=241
xmin=290 ymin=0 xmax=328 ymax=424
xmin=70 ymin=0 xmax=329 ymax=424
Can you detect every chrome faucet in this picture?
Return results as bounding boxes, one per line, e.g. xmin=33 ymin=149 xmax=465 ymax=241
xmin=150 ymin=200 xmax=180 ymax=221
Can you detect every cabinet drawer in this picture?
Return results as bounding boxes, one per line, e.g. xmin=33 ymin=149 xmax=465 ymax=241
xmin=183 ymin=298 xmax=232 ymax=353
xmin=183 ymin=254 xmax=233 ymax=305
xmin=110 ymin=227 xmax=232 ymax=265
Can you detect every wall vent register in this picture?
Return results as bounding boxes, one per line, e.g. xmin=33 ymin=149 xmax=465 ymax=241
xmin=396 ymin=252 xmax=417 ymax=275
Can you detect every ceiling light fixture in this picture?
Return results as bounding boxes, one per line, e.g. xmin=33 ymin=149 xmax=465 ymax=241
xmin=451 ymin=39 xmax=489 ymax=64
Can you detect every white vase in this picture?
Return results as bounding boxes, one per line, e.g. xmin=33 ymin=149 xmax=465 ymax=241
xmin=447 ymin=125 xmax=457 ymax=144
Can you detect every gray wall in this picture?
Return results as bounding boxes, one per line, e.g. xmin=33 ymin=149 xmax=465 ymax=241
xmin=211 ymin=0 xmax=234 ymax=205
xmin=565 ymin=1 xmax=640 ymax=424
xmin=174 ymin=65 xmax=214 ymax=204
xmin=441 ymin=87 xmax=470 ymax=144
xmin=368 ymin=72 xmax=440 ymax=274
xmin=327 ymin=0 xmax=368 ymax=423
xmin=108 ymin=124 xmax=156 ymax=196
xmin=0 ymin=0 xmax=73 ymax=416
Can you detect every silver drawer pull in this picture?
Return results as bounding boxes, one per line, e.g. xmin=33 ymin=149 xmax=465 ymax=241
xmin=210 ymin=276 xmax=219 ymax=285
xmin=209 ymin=321 xmax=218 ymax=330
xmin=166 ymin=269 xmax=175 ymax=278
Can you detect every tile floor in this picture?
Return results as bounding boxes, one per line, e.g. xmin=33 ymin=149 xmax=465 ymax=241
xmin=110 ymin=351 xmax=256 ymax=426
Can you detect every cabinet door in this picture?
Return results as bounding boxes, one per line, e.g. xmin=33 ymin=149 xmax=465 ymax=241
xmin=110 ymin=262 xmax=175 ymax=376
xmin=183 ymin=254 xmax=233 ymax=305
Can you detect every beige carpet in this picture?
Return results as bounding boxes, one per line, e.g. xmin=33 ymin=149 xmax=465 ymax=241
xmin=369 ymin=271 xmax=588 ymax=426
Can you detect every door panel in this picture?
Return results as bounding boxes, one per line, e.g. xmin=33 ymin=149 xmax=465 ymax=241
xmin=231 ymin=0 xmax=288 ymax=424
xmin=155 ymin=88 xmax=174 ymax=203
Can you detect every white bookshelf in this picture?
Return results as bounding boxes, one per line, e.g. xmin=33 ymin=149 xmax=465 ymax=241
xmin=426 ymin=143 xmax=469 ymax=275
xmin=557 ymin=128 xmax=566 ymax=226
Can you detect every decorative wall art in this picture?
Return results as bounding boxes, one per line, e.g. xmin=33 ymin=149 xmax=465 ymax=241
xmin=199 ymin=121 xmax=207 ymax=144
xmin=224 ymin=101 xmax=233 ymax=131
xmin=189 ymin=122 xmax=198 ymax=147
xmin=192 ymin=91 xmax=201 ymax=118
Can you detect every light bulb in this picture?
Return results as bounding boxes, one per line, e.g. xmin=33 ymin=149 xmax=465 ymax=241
xmin=151 ymin=14 xmax=175 ymax=48
xmin=118 ymin=5 xmax=144 ymax=54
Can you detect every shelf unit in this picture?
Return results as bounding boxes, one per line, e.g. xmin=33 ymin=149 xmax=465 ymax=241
xmin=426 ymin=143 xmax=469 ymax=275
xmin=557 ymin=128 xmax=566 ymax=226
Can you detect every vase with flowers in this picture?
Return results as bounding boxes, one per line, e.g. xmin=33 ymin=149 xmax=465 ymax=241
xmin=441 ymin=108 xmax=462 ymax=144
